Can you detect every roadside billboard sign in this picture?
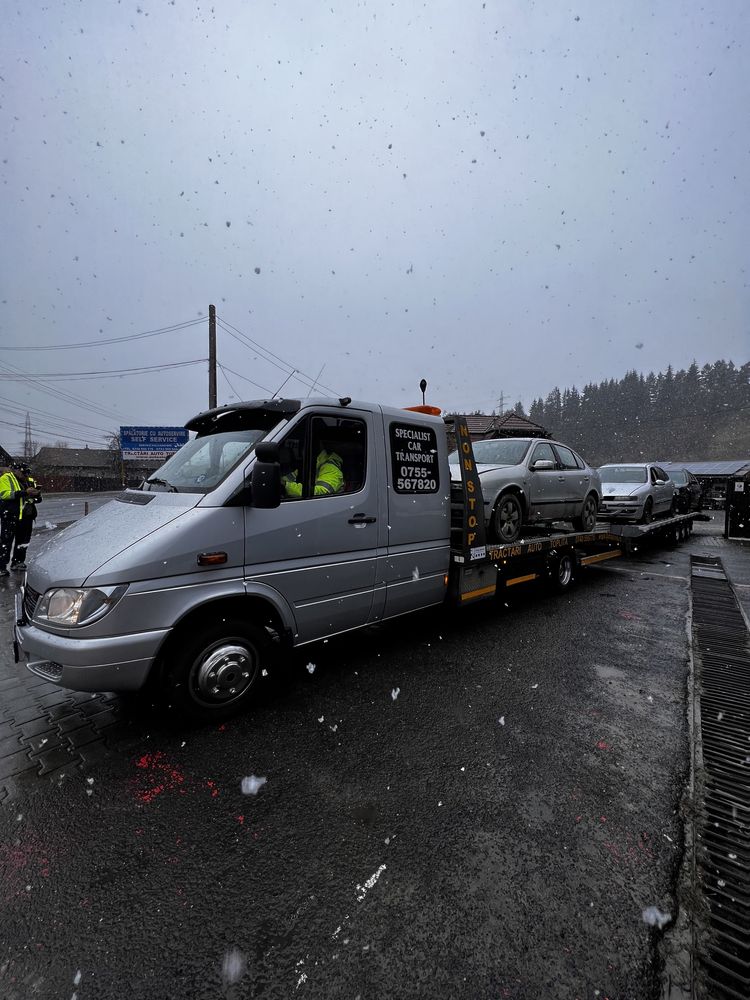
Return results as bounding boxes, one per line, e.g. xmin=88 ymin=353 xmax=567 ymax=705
xmin=120 ymin=426 xmax=189 ymax=461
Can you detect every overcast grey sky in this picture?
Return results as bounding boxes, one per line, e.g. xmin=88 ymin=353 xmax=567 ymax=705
xmin=2 ymin=0 xmax=748 ymax=450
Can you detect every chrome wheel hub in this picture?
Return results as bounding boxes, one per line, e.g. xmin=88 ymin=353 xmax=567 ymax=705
xmin=196 ymin=643 xmax=256 ymax=703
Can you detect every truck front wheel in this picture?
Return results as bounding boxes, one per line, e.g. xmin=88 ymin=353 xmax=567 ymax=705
xmin=160 ymin=618 xmax=269 ymax=721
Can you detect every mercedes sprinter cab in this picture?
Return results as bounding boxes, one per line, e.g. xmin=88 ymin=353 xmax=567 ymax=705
xmin=14 ymin=398 xmax=451 ymax=720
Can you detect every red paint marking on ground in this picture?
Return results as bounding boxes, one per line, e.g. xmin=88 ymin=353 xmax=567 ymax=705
xmin=595 ymin=740 xmax=612 ymax=751
xmin=205 ymin=779 xmax=220 ymax=798
xmin=236 ymin=815 xmax=245 ymax=824
xmin=618 ymin=610 xmax=638 ymax=620
xmin=131 ymin=750 xmax=187 ymax=804
xmin=218 ymin=724 xmax=226 ymax=732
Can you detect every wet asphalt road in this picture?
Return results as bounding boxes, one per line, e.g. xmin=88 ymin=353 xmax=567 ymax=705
xmin=0 ymin=519 xmax=743 ymax=1000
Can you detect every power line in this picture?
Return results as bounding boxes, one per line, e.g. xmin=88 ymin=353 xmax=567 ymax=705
xmin=216 ymin=314 xmax=340 ymax=396
xmin=0 ymin=359 xmax=139 ymax=422
xmin=216 ymin=363 xmax=273 ymax=395
xmin=0 ymin=417 xmax=106 ymax=448
xmin=0 ymin=317 xmax=206 ymax=351
xmin=0 ymin=359 xmax=208 ymax=381
xmin=217 ymin=363 xmax=242 ymax=401
xmin=0 ymin=395 xmax=113 ymax=436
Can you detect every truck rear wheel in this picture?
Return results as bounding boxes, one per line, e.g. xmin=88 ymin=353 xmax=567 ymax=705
xmin=550 ymin=551 xmax=576 ymax=592
xmin=160 ymin=618 xmax=269 ymax=721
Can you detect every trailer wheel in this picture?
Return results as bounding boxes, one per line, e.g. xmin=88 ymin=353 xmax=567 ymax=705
xmin=550 ymin=551 xmax=576 ymax=592
xmin=491 ymin=492 xmax=523 ymax=543
xmin=160 ymin=618 xmax=269 ymax=721
xmin=573 ymin=493 xmax=598 ymax=532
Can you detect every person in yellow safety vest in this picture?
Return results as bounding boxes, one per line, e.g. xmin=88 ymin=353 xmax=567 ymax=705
xmin=0 ymin=463 xmax=23 ymax=577
xmin=283 ymin=449 xmax=344 ymax=498
xmin=11 ymin=464 xmax=42 ymax=570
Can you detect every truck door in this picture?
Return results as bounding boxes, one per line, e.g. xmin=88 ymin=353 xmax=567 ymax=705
xmin=243 ymin=408 xmax=382 ymax=643
xmin=380 ymin=412 xmax=451 ymax=619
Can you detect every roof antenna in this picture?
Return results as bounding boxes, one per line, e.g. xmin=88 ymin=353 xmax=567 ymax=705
xmin=306 ymin=363 xmax=326 ymax=398
xmin=271 ymin=369 xmax=296 ymax=399
xmin=420 ymin=378 xmax=427 ymax=405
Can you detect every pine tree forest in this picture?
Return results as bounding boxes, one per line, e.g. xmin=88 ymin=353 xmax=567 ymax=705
xmin=520 ymin=360 xmax=749 ymax=467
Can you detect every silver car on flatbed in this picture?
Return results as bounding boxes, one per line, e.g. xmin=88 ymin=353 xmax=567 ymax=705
xmin=598 ymin=463 xmax=676 ymax=523
xmin=449 ymin=437 xmax=601 ymax=543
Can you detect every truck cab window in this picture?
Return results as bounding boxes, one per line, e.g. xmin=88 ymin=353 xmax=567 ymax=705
xmin=281 ymin=415 xmax=366 ymax=500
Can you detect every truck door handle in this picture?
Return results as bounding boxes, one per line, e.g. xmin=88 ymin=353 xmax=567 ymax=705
xmin=348 ymin=513 xmax=376 ymax=524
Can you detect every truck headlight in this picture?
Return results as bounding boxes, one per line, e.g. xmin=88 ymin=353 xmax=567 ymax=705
xmin=34 ymin=585 xmax=127 ymax=627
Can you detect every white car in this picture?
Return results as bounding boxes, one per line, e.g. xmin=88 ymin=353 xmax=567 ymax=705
xmin=598 ymin=463 xmax=676 ymax=522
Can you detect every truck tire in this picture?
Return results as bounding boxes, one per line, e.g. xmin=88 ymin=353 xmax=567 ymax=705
xmin=160 ymin=618 xmax=269 ymax=721
xmin=573 ymin=493 xmax=598 ymax=532
xmin=491 ymin=492 xmax=523 ymax=544
xmin=550 ymin=551 xmax=576 ymax=592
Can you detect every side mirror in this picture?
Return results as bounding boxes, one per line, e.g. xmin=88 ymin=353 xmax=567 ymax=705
xmin=250 ymin=441 xmax=281 ymax=509
xmin=531 ymin=459 xmax=555 ymax=471
xmin=654 ymin=479 xmax=666 ymax=486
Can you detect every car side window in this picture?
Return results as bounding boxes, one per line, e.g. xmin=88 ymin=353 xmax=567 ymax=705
xmin=655 ymin=467 xmax=668 ymax=481
xmin=554 ymin=445 xmax=580 ymax=470
xmin=531 ymin=442 xmax=556 ymax=465
xmin=650 ymin=467 xmax=659 ymax=484
xmin=279 ymin=415 xmax=367 ymax=500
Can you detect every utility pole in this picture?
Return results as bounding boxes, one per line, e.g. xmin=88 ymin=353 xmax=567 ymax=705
xmin=496 ymin=392 xmax=505 ymax=416
xmin=208 ymin=304 xmax=217 ymax=409
xmin=23 ymin=412 xmax=33 ymax=460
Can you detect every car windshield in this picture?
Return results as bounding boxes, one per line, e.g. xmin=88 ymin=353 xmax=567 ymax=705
xmin=670 ymin=471 xmax=688 ymax=485
xmin=599 ymin=466 xmax=648 ymax=484
xmin=452 ymin=439 xmax=531 ymax=466
xmin=144 ymin=427 xmax=266 ymax=493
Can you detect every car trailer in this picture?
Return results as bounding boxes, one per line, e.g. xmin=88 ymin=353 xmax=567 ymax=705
xmin=448 ymin=416 xmax=696 ymax=605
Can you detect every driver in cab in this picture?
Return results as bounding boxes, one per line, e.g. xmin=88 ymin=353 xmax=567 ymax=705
xmin=282 ymin=445 xmax=344 ymax=498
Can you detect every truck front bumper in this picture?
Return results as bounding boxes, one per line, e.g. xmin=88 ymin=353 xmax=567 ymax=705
xmin=14 ymin=620 xmax=168 ymax=692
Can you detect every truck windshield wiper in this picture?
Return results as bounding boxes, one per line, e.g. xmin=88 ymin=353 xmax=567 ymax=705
xmin=145 ymin=476 xmax=179 ymax=493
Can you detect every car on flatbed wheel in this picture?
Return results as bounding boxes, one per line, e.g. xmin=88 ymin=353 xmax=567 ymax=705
xmin=449 ymin=437 xmax=601 ymax=544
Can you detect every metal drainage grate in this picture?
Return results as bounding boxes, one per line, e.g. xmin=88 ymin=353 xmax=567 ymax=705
xmin=690 ymin=555 xmax=750 ymax=1000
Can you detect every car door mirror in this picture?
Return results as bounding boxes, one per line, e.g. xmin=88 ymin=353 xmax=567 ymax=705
xmin=654 ymin=479 xmax=666 ymax=486
xmin=531 ymin=459 xmax=555 ymax=471
xmin=251 ymin=441 xmax=281 ymax=509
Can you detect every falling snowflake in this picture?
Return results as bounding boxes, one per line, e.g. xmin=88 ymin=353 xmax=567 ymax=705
xmin=391 ymin=688 xmax=400 ymax=700
xmin=241 ymin=775 xmax=267 ymax=796
xmin=641 ymin=906 xmax=671 ymax=929
xmin=306 ymin=662 xmax=316 ymax=674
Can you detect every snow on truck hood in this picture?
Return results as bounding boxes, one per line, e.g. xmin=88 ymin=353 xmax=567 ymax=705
xmin=27 ymin=492 xmax=200 ymax=592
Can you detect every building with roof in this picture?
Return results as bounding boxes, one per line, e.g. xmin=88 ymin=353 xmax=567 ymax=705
xmin=32 ymin=446 xmax=160 ymax=492
xmin=457 ymin=411 xmax=550 ymax=441
xmin=660 ymin=459 xmax=750 ymax=509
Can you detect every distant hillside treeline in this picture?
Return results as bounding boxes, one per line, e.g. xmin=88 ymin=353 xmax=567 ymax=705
xmin=521 ymin=360 xmax=749 ymax=466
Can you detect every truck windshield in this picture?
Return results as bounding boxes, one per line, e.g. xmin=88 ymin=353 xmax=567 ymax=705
xmin=670 ymin=470 xmax=688 ymax=485
xmin=452 ymin=439 xmax=530 ymax=466
xmin=144 ymin=428 xmax=266 ymax=493
xmin=599 ymin=466 xmax=648 ymax=484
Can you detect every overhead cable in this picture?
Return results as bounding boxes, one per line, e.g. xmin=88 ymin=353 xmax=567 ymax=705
xmin=0 ymin=317 xmax=206 ymax=351
xmin=0 ymin=359 xmax=208 ymax=381
xmin=216 ymin=314 xmax=340 ymax=396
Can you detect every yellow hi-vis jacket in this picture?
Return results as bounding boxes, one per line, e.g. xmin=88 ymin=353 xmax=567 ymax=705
xmin=0 ymin=471 xmax=22 ymax=518
xmin=283 ymin=450 xmax=344 ymax=498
